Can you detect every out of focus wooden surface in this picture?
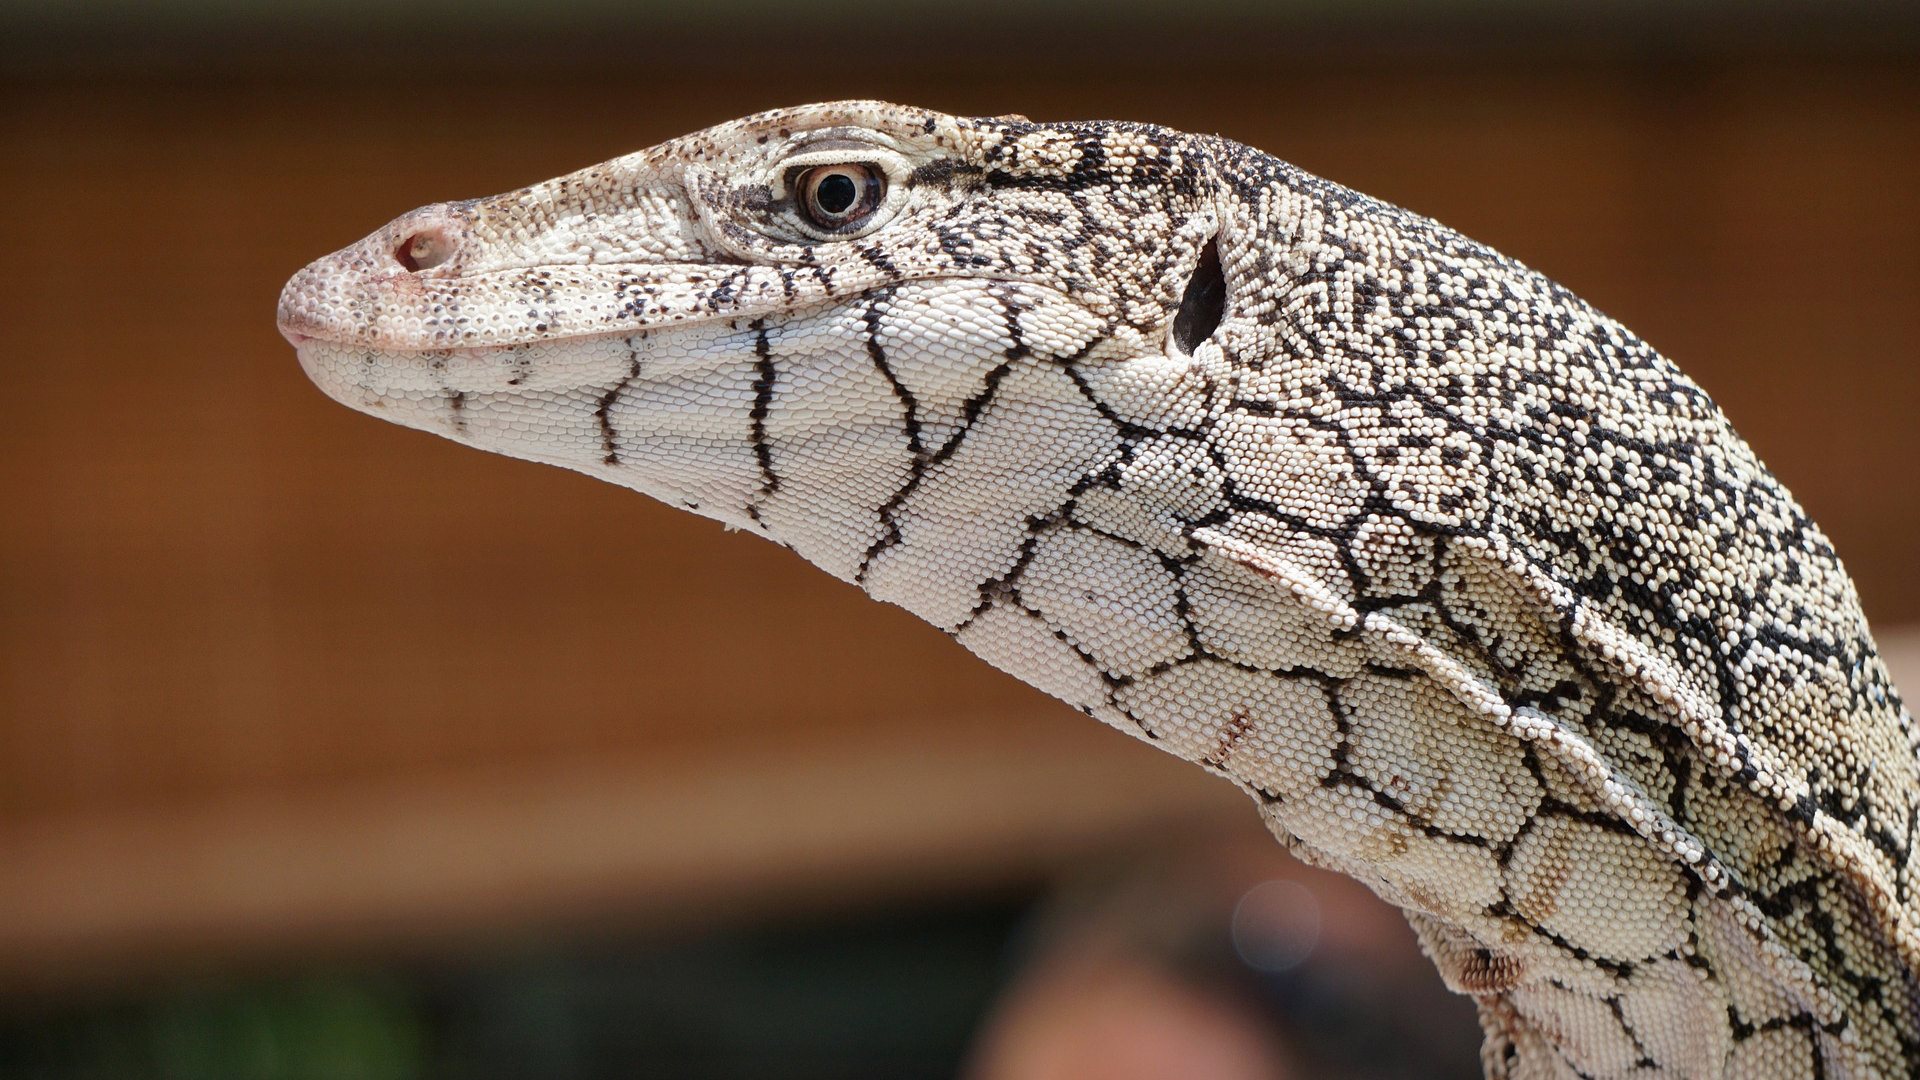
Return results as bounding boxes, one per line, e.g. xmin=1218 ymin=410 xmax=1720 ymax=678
xmin=2 ymin=37 xmax=1917 ymax=990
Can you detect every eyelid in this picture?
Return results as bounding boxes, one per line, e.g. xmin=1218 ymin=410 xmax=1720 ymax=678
xmin=787 ymin=135 xmax=876 ymax=154
xmin=782 ymin=125 xmax=914 ymax=156
xmin=775 ymin=150 xmax=893 ymax=197
xmin=783 ymin=159 xmax=882 ymax=184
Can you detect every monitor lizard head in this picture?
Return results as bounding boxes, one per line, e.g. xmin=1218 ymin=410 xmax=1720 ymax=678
xmin=279 ymin=100 xmax=1239 ymax=593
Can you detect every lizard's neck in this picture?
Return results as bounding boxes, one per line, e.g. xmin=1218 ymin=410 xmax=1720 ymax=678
xmin=811 ymin=260 xmax=1920 ymax=1075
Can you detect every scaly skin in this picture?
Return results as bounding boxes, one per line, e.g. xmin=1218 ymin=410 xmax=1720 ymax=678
xmin=279 ymin=101 xmax=1920 ymax=1077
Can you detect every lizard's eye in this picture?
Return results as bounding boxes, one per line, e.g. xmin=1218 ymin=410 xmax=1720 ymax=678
xmin=794 ymin=163 xmax=884 ymax=232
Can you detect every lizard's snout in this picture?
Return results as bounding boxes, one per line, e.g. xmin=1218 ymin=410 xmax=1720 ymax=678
xmin=276 ymin=202 xmax=476 ymax=350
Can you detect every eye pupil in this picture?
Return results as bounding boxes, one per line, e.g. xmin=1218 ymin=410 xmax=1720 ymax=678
xmin=815 ymin=173 xmax=858 ymax=215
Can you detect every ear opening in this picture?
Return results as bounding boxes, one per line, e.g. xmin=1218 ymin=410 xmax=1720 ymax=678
xmin=1171 ymin=236 xmax=1225 ymax=355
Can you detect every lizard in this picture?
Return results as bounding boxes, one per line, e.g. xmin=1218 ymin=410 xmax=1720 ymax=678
xmin=278 ymin=101 xmax=1920 ymax=1078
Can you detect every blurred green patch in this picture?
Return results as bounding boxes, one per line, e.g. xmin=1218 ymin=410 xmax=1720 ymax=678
xmin=0 ymin=900 xmax=1025 ymax=1080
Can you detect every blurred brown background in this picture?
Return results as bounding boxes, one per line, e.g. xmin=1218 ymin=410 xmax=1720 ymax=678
xmin=2 ymin=2 xmax=1918 ymax=1075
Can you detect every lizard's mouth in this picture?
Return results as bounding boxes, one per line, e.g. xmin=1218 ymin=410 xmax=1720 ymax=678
xmin=276 ymin=250 xmax=801 ymax=355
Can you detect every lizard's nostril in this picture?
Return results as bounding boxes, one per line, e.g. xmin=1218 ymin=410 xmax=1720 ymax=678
xmin=397 ymin=228 xmax=454 ymax=272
